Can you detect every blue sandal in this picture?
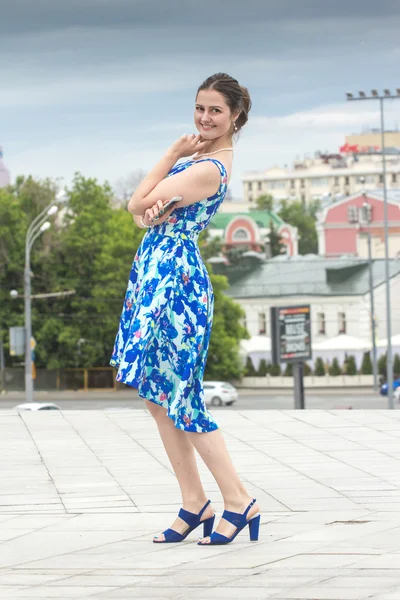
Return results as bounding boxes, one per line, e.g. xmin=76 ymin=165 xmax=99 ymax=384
xmin=153 ymin=499 xmax=215 ymax=543
xmin=198 ymin=498 xmax=260 ymax=545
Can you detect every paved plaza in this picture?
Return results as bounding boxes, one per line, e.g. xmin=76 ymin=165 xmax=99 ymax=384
xmin=2 ymin=408 xmax=400 ymax=599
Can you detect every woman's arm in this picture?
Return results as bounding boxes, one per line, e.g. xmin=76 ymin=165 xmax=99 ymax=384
xmin=128 ymin=134 xmax=211 ymax=215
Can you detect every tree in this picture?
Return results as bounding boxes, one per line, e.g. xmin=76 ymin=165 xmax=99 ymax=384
xmin=205 ymin=270 xmax=249 ymax=380
xmin=378 ymin=353 xmax=387 ymax=377
xmin=245 ymin=356 xmax=257 ymax=376
xmin=303 ymin=362 xmax=312 ymax=376
xmin=393 ymin=353 xmax=400 ymax=378
xmin=268 ymin=222 xmax=285 ymax=257
xmin=283 ymin=362 xmax=293 ymax=377
xmin=361 ymin=352 xmax=373 ymax=375
xmin=329 ymin=358 xmax=342 ymax=376
xmin=314 ymin=357 xmax=326 ymax=376
xmin=345 ymin=355 xmax=357 ymax=375
xmin=199 ymin=230 xmax=223 ymax=261
xmin=252 ymin=194 xmax=274 ymax=212
xmin=278 ymin=200 xmax=319 ymax=255
xmin=269 ymin=364 xmax=281 ymax=376
xmin=113 ymin=169 xmax=147 ymax=205
xmin=257 ymin=358 xmax=269 ymax=376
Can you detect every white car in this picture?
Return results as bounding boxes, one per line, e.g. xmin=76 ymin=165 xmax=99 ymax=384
xmin=14 ymin=403 xmax=61 ymax=411
xmin=204 ymin=382 xmax=238 ymax=407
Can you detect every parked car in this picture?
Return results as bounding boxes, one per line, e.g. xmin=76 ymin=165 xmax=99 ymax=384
xmin=14 ymin=403 xmax=61 ymax=411
xmin=204 ymin=382 xmax=238 ymax=407
xmin=379 ymin=378 xmax=400 ymax=396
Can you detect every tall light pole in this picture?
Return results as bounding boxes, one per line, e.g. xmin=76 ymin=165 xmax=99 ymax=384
xmin=24 ymin=197 xmax=63 ymax=403
xmin=346 ymin=88 xmax=400 ymax=409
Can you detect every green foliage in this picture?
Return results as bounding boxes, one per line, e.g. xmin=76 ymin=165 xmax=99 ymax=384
xmin=278 ymin=200 xmax=319 ymax=255
xmin=361 ymin=352 xmax=373 ymax=375
xmin=378 ymin=353 xmax=387 ymax=377
xmin=198 ymin=230 xmax=223 ymax=261
xmin=345 ymin=355 xmax=357 ymax=375
xmin=245 ymin=356 xmax=257 ymax=376
xmin=257 ymin=358 xmax=269 ymax=377
xmin=252 ymin=194 xmax=274 ymax=212
xmin=393 ymin=353 xmax=400 ymax=377
xmin=205 ymin=270 xmax=249 ymax=380
xmin=303 ymin=362 xmax=312 ymax=376
xmin=283 ymin=362 xmax=293 ymax=377
xmin=268 ymin=222 xmax=285 ymax=257
xmin=329 ymin=357 xmax=342 ymax=376
xmin=269 ymin=363 xmax=281 ymax=376
xmin=314 ymin=357 xmax=326 ymax=376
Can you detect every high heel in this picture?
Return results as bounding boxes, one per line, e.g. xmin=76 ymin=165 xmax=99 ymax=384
xmin=248 ymin=514 xmax=260 ymax=541
xmin=198 ymin=498 xmax=260 ymax=545
xmin=153 ymin=500 xmax=215 ymax=543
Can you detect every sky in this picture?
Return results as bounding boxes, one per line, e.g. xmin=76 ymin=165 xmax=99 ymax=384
xmin=1 ymin=0 xmax=400 ymax=198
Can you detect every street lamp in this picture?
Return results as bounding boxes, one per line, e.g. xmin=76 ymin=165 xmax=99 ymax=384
xmin=24 ymin=191 xmax=66 ymax=403
xmin=346 ymin=88 xmax=400 ymax=409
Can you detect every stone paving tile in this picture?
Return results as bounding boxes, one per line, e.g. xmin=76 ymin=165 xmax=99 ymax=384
xmin=1 ymin=409 xmax=400 ymax=599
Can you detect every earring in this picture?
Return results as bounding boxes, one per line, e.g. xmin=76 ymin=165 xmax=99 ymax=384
xmin=234 ymin=122 xmax=238 ymax=132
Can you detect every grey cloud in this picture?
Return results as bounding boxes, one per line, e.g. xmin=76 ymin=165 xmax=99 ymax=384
xmin=1 ymin=0 xmax=399 ymax=38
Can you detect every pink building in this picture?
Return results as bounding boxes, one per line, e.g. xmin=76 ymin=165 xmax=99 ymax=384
xmin=317 ymin=191 xmax=400 ymax=259
xmin=0 ymin=146 xmax=11 ymax=188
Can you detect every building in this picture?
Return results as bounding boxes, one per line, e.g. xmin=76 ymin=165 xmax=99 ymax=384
xmin=242 ymin=132 xmax=400 ymax=206
xmin=0 ymin=146 xmax=10 ymax=188
xmin=317 ymin=191 xmax=400 ymax=259
xmin=208 ymin=211 xmax=298 ymax=256
xmin=345 ymin=129 xmax=400 ymax=153
xmin=225 ymin=255 xmax=400 ymax=344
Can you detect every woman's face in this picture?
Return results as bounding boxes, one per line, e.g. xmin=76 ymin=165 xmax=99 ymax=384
xmin=194 ymin=89 xmax=234 ymax=140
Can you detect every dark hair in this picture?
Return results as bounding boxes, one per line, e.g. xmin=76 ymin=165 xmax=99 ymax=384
xmin=196 ymin=73 xmax=251 ymax=133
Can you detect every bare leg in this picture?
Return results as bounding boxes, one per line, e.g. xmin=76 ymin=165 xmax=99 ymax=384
xmin=145 ymin=401 xmax=214 ymax=541
xmin=188 ymin=428 xmax=260 ymax=543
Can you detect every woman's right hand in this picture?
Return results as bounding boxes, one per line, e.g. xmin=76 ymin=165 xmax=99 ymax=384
xmin=141 ymin=199 xmax=176 ymax=227
xmin=166 ymin=134 xmax=209 ymax=160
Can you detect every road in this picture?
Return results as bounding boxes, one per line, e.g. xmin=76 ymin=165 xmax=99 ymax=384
xmin=0 ymin=388 xmax=396 ymax=410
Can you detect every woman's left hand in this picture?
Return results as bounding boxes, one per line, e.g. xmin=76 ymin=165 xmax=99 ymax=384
xmin=142 ymin=199 xmax=178 ymax=226
xmin=166 ymin=134 xmax=209 ymax=160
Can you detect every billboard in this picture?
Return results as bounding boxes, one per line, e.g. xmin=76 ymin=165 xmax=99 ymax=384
xmin=271 ymin=305 xmax=312 ymax=363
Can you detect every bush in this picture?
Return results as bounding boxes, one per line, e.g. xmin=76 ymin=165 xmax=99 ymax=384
xmin=245 ymin=356 xmax=257 ymax=376
xmin=361 ymin=351 xmax=372 ymax=375
xmin=378 ymin=353 xmax=387 ymax=377
xmin=314 ymin=357 xmax=326 ymax=376
xmin=283 ymin=363 xmax=293 ymax=377
xmin=394 ymin=353 xmax=400 ymax=378
xmin=257 ymin=358 xmax=269 ymax=377
xmin=303 ymin=362 xmax=312 ymax=376
xmin=345 ymin=355 xmax=357 ymax=376
xmin=269 ymin=364 xmax=281 ymax=376
xmin=329 ymin=358 xmax=342 ymax=376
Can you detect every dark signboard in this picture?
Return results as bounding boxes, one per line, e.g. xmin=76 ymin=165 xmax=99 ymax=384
xmin=271 ymin=305 xmax=312 ymax=364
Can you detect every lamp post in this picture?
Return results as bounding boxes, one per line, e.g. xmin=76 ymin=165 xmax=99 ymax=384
xmin=357 ymin=178 xmax=378 ymax=391
xmin=24 ymin=195 xmax=64 ymax=403
xmin=346 ymin=88 xmax=400 ymax=409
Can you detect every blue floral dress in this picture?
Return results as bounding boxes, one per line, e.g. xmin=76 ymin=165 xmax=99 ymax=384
xmin=110 ymin=158 xmax=228 ymax=433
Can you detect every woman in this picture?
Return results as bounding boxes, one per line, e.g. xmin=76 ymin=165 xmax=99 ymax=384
xmin=111 ymin=73 xmax=260 ymax=545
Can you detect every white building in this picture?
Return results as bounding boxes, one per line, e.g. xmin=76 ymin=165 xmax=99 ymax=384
xmin=226 ymin=255 xmax=400 ymax=347
xmin=242 ymin=139 xmax=400 ymax=206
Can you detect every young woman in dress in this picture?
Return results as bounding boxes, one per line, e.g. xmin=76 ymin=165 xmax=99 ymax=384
xmin=111 ymin=73 xmax=260 ymax=545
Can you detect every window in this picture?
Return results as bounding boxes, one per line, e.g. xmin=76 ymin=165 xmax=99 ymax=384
xmin=258 ymin=181 xmax=262 ymax=191
xmin=290 ymin=179 xmax=295 ymax=189
xmin=392 ymin=173 xmax=397 ymax=183
xmin=242 ymin=316 xmax=247 ymax=331
xmin=356 ymin=175 xmax=375 ymax=184
xmin=348 ymin=206 xmax=358 ymax=223
xmin=232 ymin=228 xmax=249 ymax=241
xmin=300 ymin=179 xmax=305 ymax=188
xmin=258 ymin=312 xmax=267 ymax=335
xmin=345 ymin=176 xmax=350 ymax=185
xmin=267 ymin=180 xmax=286 ymax=189
xmin=317 ymin=312 xmax=326 ymax=335
xmin=301 ymin=194 xmax=306 ymax=206
xmin=360 ymin=204 xmax=372 ymax=224
xmin=379 ymin=174 xmax=383 ymax=183
xmin=338 ymin=312 xmax=346 ymax=334
xmin=248 ymin=182 xmax=253 ymax=191
xmin=310 ymin=178 xmax=330 ymax=187
xmin=248 ymin=195 xmax=253 ymax=202
xmin=334 ymin=177 xmax=340 ymax=185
